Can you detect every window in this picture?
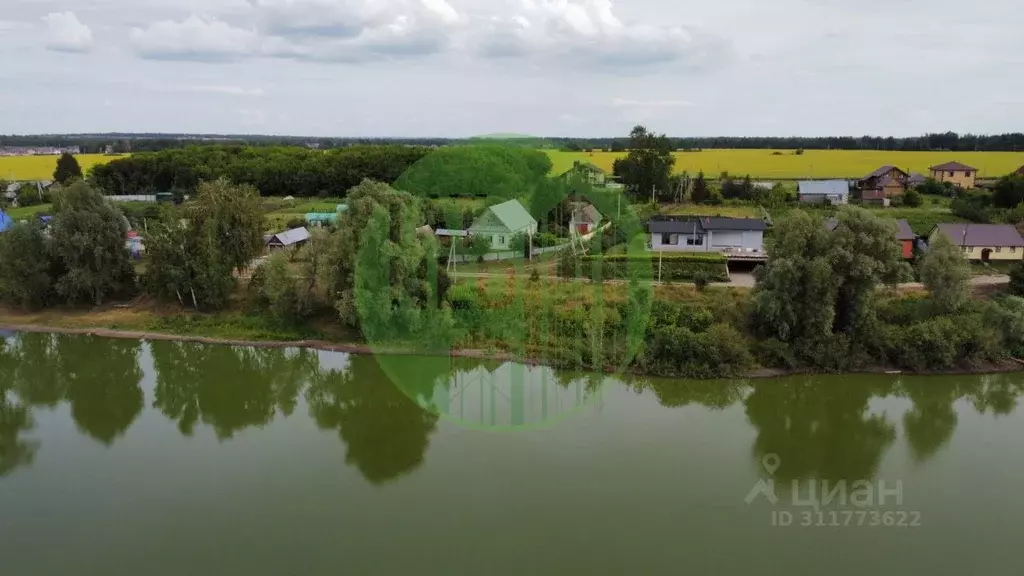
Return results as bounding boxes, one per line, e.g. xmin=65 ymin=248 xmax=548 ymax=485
xmin=1012 ymin=247 xmax=1017 ymax=253
xmin=996 ymin=246 xmax=1002 ymax=253
xmin=965 ymin=172 xmax=972 ymax=177
xmin=499 ymin=235 xmax=505 ymax=246
xmin=949 ymin=171 xmax=955 ymax=177
xmin=661 ymin=234 xmax=670 ymax=245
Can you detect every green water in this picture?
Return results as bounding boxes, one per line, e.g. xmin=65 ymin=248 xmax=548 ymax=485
xmin=2 ymin=332 xmax=1024 ymax=575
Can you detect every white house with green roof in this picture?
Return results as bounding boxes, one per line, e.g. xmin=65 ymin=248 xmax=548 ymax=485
xmin=468 ymin=199 xmax=538 ymax=250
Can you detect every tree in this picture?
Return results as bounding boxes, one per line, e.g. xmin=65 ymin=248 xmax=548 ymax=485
xmin=189 ymin=178 xmax=264 ymax=274
xmin=53 ymin=153 xmax=83 ymax=184
xmin=752 ymin=207 xmax=909 ymax=365
xmin=468 ymin=234 xmax=492 ymax=261
xmin=1010 ymin=262 xmax=1024 ymax=296
xmin=611 ymin=125 xmax=675 ymax=202
xmin=0 ymin=223 xmax=57 ymax=310
xmin=260 ymin=251 xmax=310 ymax=322
xmin=690 ymin=171 xmax=710 ymax=204
xmin=919 ymin=232 xmax=971 ymax=313
xmin=49 ymin=181 xmax=134 ymax=306
xmin=902 ymin=187 xmax=923 ymax=207
xmin=992 ymin=175 xmax=1024 ymax=209
xmin=318 ymin=180 xmax=448 ymax=339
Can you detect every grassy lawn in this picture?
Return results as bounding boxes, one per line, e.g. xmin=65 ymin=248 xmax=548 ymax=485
xmin=4 ymin=203 xmax=54 ymax=220
xmin=661 ymin=203 xmax=762 ymax=218
xmin=970 ymin=261 xmax=1017 ymax=276
xmin=546 ymin=149 xmax=1024 ymax=180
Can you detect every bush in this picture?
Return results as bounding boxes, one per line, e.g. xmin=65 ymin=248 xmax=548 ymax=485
xmin=571 ymin=253 xmax=729 ymax=283
xmin=693 ymin=269 xmax=711 ymax=291
xmin=903 ymin=188 xmax=923 ymax=207
xmin=286 ymin=217 xmax=306 ymax=229
xmin=1010 ymin=261 xmax=1024 ymax=296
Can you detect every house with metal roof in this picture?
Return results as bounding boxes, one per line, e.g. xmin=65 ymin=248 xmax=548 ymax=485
xmin=468 ymin=199 xmax=538 ymax=250
xmin=928 ymin=223 xmax=1024 ymax=261
xmin=267 ymin=227 xmax=311 ymax=249
xmin=650 ymin=217 xmax=767 ymax=255
xmin=798 ymin=180 xmax=849 ymax=205
xmin=907 ymin=173 xmax=928 ymax=187
xmin=929 ymin=161 xmax=978 ymax=189
xmin=569 ymin=202 xmax=603 ymax=235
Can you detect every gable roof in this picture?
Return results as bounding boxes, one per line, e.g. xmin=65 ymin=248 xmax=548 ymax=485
xmin=862 ymin=165 xmax=908 ymax=180
xmin=650 ymin=217 xmax=766 ymax=234
xmin=570 ymin=202 xmax=602 ymax=224
xmin=933 ymin=223 xmax=1024 ymax=247
xmin=478 ymin=199 xmax=536 ymax=232
xmin=907 ymin=172 xmax=928 ymax=185
xmin=930 ymin=161 xmax=977 ymax=172
xmin=268 ymin=227 xmax=311 ymax=246
xmin=798 ymin=180 xmax=849 ymax=196
xmin=825 ymin=217 xmax=915 ymax=241
xmin=876 ymin=174 xmax=904 ymax=187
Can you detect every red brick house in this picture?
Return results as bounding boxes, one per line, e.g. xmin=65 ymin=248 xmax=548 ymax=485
xmin=857 ymin=166 xmax=909 ymax=205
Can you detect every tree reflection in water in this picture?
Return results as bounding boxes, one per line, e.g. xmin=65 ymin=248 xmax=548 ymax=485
xmin=306 ymin=355 xmax=439 ymax=485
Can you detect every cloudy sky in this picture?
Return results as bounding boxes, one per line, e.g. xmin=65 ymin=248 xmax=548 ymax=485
xmin=1 ymin=0 xmax=1022 ymax=137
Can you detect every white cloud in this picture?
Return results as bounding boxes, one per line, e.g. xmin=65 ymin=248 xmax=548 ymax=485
xmin=129 ymin=15 xmax=260 ymax=62
xmin=478 ymin=0 xmax=722 ymax=69
xmin=612 ymin=98 xmax=693 ymax=108
xmin=179 ymin=85 xmax=265 ymax=96
xmin=42 ymin=12 xmax=93 ymax=53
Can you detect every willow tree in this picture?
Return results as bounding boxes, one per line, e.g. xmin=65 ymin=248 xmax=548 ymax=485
xmin=753 ymin=206 xmax=910 ymax=365
xmin=49 ymin=181 xmax=134 ymax=306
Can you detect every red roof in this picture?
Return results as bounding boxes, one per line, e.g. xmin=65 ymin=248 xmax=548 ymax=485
xmin=929 ymin=161 xmax=977 ymax=172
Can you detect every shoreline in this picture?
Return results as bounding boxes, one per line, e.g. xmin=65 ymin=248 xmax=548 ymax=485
xmin=3 ymin=321 xmax=1023 ymax=380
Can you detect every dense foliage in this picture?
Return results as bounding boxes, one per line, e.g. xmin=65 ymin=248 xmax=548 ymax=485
xmin=394 ymin=145 xmax=551 ymax=200
xmin=90 ymin=145 xmax=430 ymax=197
xmin=612 ymin=125 xmax=676 ymax=201
xmin=53 ymin=153 xmax=82 ymax=184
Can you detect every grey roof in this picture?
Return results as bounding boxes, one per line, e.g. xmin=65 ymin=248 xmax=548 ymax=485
xmin=895 ymin=219 xmax=915 ymax=241
xmin=650 ymin=220 xmax=702 ymax=234
xmin=907 ymin=173 xmax=927 ymax=184
xmin=435 ymin=229 xmax=469 ymax=237
xmin=571 ymin=202 xmax=602 ymax=224
xmin=268 ymin=227 xmax=311 ymax=246
xmin=934 ymin=223 xmax=1024 ymax=247
xmin=798 ymin=180 xmax=849 ymax=196
xmin=825 ymin=218 xmax=915 ymax=241
xmin=930 ymin=161 xmax=977 ymax=172
xmin=650 ymin=217 xmax=766 ymax=234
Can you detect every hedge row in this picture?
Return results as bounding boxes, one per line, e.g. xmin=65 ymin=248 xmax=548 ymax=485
xmin=577 ymin=253 xmax=730 ymax=282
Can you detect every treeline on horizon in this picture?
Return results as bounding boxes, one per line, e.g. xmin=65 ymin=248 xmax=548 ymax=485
xmin=89 ymin=144 xmax=556 ymax=197
xmin=5 ymin=131 xmax=1024 ymax=153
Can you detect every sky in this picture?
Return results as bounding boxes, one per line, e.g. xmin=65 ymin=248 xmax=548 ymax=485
xmin=1 ymin=0 xmax=1022 ymax=138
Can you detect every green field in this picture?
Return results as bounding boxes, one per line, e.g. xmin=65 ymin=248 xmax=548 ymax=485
xmin=547 ymin=150 xmax=1024 ymax=180
xmin=0 ymin=154 xmax=127 ymax=181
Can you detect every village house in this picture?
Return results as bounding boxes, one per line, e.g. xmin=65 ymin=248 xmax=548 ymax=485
xmin=907 ymin=173 xmax=928 ymax=188
xmin=857 ymin=166 xmax=907 ymax=205
xmin=827 ymin=217 xmax=915 ymax=259
xmin=929 ymin=162 xmax=978 ymax=189
xmin=929 ymin=223 xmax=1024 ymax=262
xmin=569 ymin=202 xmax=602 ymax=235
xmin=267 ymin=227 xmax=311 ymax=250
xmin=798 ymin=180 xmax=849 ymax=205
xmin=650 ymin=217 xmax=766 ymax=255
xmin=468 ymin=199 xmax=537 ymax=250
xmin=559 ymin=160 xmax=607 ymax=186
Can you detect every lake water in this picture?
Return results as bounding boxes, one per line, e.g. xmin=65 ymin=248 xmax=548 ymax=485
xmin=2 ymin=332 xmax=1024 ymax=575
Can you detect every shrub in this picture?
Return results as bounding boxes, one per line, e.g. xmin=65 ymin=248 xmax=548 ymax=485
xmin=286 ymin=217 xmax=306 ymax=229
xmin=693 ymin=269 xmax=711 ymax=291
xmin=572 ymin=253 xmax=729 ymax=283
xmin=903 ymin=188 xmax=923 ymax=207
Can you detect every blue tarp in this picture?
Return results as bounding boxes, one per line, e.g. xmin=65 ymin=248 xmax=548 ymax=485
xmin=0 ymin=210 xmax=14 ymax=233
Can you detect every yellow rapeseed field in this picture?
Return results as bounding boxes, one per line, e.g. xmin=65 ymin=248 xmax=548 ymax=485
xmin=0 ymin=154 xmax=126 ymax=181
xmin=547 ymin=149 xmax=1024 ymax=180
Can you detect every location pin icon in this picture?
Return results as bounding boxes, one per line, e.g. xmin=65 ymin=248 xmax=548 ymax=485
xmin=762 ymin=453 xmax=781 ymax=476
